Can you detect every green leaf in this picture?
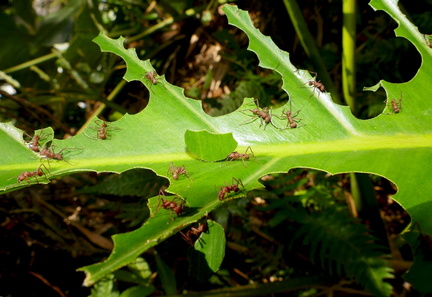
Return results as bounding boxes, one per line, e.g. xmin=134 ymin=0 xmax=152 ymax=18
xmin=119 ymin=286 xmax=154 ymax=297
xmin=188 ymin=220 xmax=226 ymax=281
xmin=185 ymin=130 xmax=237 ymax=161
xmin=89 ymin=274 xmax=119 ymax=297
xmin=402 ymin=230 xmax=432 ymax=294
xmin=155 ymin=253 xmax=177 ymax=295
xmin=1 ymin=2 xmax=431 ymax=294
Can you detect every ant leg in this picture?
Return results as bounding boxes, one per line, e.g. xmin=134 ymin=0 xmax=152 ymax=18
xmin=184 ymin=170 xmax=193 ymax=182
xmin=167 ymin=163 xmax=175 ymax=177
xmin=246 ymin=146 xmax=258 ymax=163
xmin=153 ymin=190 xmax=166 ymax=216
xmin=291 ymin=110 xmax=301 ymax=118
xmin=268 ymin=109 xmax=281 ymax=130
xmin=232 ymin=177 xmax=245 ymax=190
xmin=38 ymin=164 xmax=51 ymax=180
xmin=241 ymin=116 xmax=259 ymax=126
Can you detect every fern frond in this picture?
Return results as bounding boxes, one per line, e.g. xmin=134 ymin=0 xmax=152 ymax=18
xmin=293 ymin=208 xmax=394 ymax=297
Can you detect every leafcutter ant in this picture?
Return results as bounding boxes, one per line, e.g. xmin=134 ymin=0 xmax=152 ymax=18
xmin=301 ymin=71 xmax=326 ymax=98
xmin=25 ymin=128 xmax=51 ymax=153
xmin=88 ymin=120 xmax=120 ymax=140
xmin=385 ymin=94 xmax=402 ymax=114
xmin=40 ymin=146 xmax=82 ymax=165
xmin=277 ymin=100 xmax=302 ymax=129
xmin=218 ymin=177 xmax=245 ymax=201
xmin=241 ymin=99 xmax=279 ymax=129
xmin=8 ymin=164 xmax=50 ymax=185
xmin=180 ymin=221 xmax=207 ymax=246
xmin=225 ymin=146 xmax=258 ymax=167
xmin=144 ymin=71 xmax=160 ymax=85
xmin=155 ymin=190 xmax=186 ymax=220
xmin=167 ymin=163 xmax=193 ymax=181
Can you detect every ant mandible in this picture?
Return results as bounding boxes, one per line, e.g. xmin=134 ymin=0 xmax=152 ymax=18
xmin=277 ymin=100 xmax=302 ymax=129
xmin=218 ymin=177 xmax=245 ymax=201
xmin=180 ymin=221 xmax=207 ymax=246
xmin=155 ymin=190 xmax=186 ymax=220
xmin=167 ymin=163 xmax=193 ymax=181
xmin=241 ymin=99 xmax=279 ymax=129
xmin=8 ymin=164 xmax=50 ymax=185
xmin=225 ymin=146 xmax=257 ymax=167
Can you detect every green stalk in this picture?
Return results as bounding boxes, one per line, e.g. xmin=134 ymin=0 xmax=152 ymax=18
xmin=343 ymin=1 xmax=387 ymax=247
xmin=342 ymin=0 xmax=357 ymax=111
xmin=282 ymin=0 xmax=341 ymax=104
xmin=2 ymin=52 xmax=60 ymax=74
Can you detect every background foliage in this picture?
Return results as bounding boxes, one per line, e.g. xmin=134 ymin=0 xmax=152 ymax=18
xmin=1 ymin=0 xmax=431 ymax=296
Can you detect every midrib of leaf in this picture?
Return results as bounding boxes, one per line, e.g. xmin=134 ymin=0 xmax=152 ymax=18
xmin=257 ymin=134 xmax=432 ymax=157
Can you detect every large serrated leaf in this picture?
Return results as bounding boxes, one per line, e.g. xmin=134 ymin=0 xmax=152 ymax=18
xmin=1 ymin=2 xmax=431 ymax=293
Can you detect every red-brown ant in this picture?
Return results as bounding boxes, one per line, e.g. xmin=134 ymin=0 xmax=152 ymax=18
xmin=225 ymin=146 xmax=257 ymax=167
xmin=25 ymin=129 xmax=51 ymax=152
xmin=88 ymin=120 xmax=120 ymax=140
xmin=155 ymin=190 xmax=186 ymax=220
xmin=180 ymin=221 xmax=207 ymax=246
xmin=385 ymin=94 xmax=402 ymax=114
xmin=241 ymin=99 xmax=279 ymax=129
xmin=40 ymin=146 xmax=82 ymax=165
xmin=145 ymin=71 xmax=159 ymax=85
xmin=8 ymin=164 xmax=50 ymax=185
xmin=167 ymin=163 xmax=193 ymax=181
xmin=277 ymin=100 xmax=302 ymax=129
xmin=218 ymin=177 xmax=245 ymax=201
xmin=301 ymin=71 xmax=326 ymax=98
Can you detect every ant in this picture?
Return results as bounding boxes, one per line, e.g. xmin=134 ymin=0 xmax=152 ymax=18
xmin=241 ymin=99 xmax=279 ymax=129
xmin=277 ymin=100 xmax=302 ymax=129
xmin=8 ymin=164 xmax=50 ymax=185
xmin=145 ymin=71 xmax=159 ymax=85
xmin=218 ymin=177 xmax=245 ymax=201
xmin=225 ymin=146 xmax=257 ymax=167
xmin=25 ymin=129 xmax=51 ymax=153
xmin=40 ymin=146 xmax=81 ymax=165
xmin=180 ymin=221 xmax=207 ymax=246
xmin=385 ymin=94 xmax=402 ymax=114
xmin=88 ymin=120 xmax=120 ymax=140
xmin=167 ymin=163 xmax=193 ymax=181
xmin=301 ymin=71 xmax=326 ymax=98
xmin=155 ymin=190 xmax=186 ymax=220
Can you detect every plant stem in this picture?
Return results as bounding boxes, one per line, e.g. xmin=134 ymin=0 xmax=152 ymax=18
xmin=282 ymin=0 xmax=341 ymax=104
xmin=342 ymin=0 xmax=357 ymax=111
